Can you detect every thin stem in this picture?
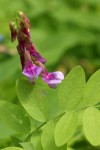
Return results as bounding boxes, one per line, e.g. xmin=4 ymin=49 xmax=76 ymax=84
xmin=75 ymin=106 xmax=88 ymax=112
xmin=25 ymin=122 xmax=46 ymax=142
xmin=94 ymin=104 xmax=100 ymax=108
xmin=25 ymin=104 xmax=100 ymax=142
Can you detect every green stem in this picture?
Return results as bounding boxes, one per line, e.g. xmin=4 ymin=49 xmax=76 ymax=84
xmin=25 ymin=122 xmax=46 ymax=142
xmin=94 ymin=104 xmax=100 ymax=108
xmin=25 ymin=104 xmax=100 ymax=142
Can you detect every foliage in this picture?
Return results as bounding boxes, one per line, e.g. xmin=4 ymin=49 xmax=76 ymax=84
xmin=0 ymin=66 xmax=100 ymax=149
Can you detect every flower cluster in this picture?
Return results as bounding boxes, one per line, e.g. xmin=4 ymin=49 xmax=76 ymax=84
xmin=9 ymin=11 xmax=64 ymax=88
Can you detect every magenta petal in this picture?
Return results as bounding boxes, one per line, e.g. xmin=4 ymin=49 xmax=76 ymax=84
xmin=22 ymin=61 xmax=42 ymax=81
xmin=55 ymin=71 xmax=64 ymax=80
xmin=42 ymin=71 xmax=64 ymax=86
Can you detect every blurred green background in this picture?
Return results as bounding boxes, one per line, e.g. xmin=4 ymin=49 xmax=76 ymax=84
xmin=0 ymin=0 xmax=100 ymax=149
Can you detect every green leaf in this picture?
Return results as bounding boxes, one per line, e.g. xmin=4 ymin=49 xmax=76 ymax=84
xmin=0 ymin=100 xmax=31 ymax=133
xmin=16 ymin=79 xmax=50 ymax=122
xmin=1 ymin=147 xmax=24 ymax=150
xmin=0 ymin=77 xmax=17 ymax=102
xmin=35 ymin=78 xmax=61 ymax=119
xmin=20 ymin=142 xmax=34 ymax=150
xmin=31 ymin=131 xmax=43 ymax=150
xmin=83 ymin=107 xmax=100 ymax=146
xmin=41 ymin=120 xmax=67 ymax=150
xmin=0 ymin=120 xmax=14 ymax=139
xmin=83 ymin=69 xmax=100 ymax=106
xmin=54 ymin=112 xmax=78 ymax=146
xmin=58 ymin=66 xmax=85 ymax=111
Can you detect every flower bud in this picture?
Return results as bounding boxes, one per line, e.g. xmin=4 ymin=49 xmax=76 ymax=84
xmin=17 ymin=11 xmax=31 ymax=27
xmin=9 ymin=21 xmax=17 ymax=42
xmin=19 ymin=21 xmax=30 ymax=37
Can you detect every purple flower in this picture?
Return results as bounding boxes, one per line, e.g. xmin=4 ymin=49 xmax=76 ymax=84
xmin=22 ymin=61 xmax=42 ymax=82
xmin=9 ymin=11 xmax=65 ymax=89
xmin=42 ymin=71 xmax=64 ymax=88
